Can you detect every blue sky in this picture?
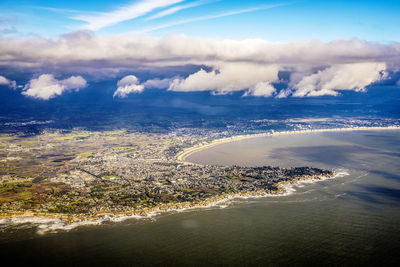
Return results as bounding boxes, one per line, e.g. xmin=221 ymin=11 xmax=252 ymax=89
xmin=1 ymin=0 xmax=400 ymax=100
xmin=0 ymin=0 xmax=399 ymax=42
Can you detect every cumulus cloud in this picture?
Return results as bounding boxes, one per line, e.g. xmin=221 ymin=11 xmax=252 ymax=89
xmin=62 ymin=75 xmax=87 ymax=89
xmin=0 ymin=75 xmax=16 ymax=89
xmin=143 ymin=77 xmax=175 ymax=89
xmin=291 ymin=63 xmax=387 ymax=97
xmin=244 ymin=82 xmax=276 ymax=97
xmin=22 ymin=74 xmax=87 ymax=100
xmin=0 ymin=32 xmax=399 ymax=98
xmin=276 ymin=89 xmax=292 ymax=99
xmin=114 ymin=75 xmax=173 ymax=97
xmin=169 ymin=63 xmax=279 ymax=95
xmin=1 ymin=33 xmax=399 ymax=71
xmin=113 ymin=75 xmax=144 ymax=98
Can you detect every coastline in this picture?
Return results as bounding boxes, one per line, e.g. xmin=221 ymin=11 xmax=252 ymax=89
xmin=176 ymin=126 xmax=400 ymax=163
xmin=0 ymin=171 xmax=341 ymax=234
xmin=2 ymin=126 xmax=397 ymax=233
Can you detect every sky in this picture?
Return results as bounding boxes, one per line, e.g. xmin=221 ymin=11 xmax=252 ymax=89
xmin=0 ymin=0 xmax=400 ymax=100
xmin=1 ymin=0 xmax=399 ymax=41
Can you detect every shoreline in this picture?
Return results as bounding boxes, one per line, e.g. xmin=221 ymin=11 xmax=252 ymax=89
xmin=0 ymin=171 xmax=342 ymax=234
xmin=176 ymin=126 xmax=400 ymax=163
xmin=1 ymin=126 xmax=396 ymax=233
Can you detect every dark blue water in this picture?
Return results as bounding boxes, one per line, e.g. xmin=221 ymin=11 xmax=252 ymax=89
xmin=1 ymin=130 xmax=400 ymax=266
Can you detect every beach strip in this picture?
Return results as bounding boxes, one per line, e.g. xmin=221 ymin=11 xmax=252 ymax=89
xmin=176 ymin=126 xmax=400 ymax=163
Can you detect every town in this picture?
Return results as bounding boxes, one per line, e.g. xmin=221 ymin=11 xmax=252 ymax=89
xmin=0 ymin=121 xmax=340 ymax=221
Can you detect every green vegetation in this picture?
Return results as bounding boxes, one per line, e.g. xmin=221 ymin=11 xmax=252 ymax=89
xmin=79 ymin=151 xmax=94 ymax=159
xmin=48 ymin=200 xmax=93 ymax=214
xmin=53 ymin=134 xmax=90 ymax=141
xmin=0 ymin=136 xmax=15 ymax=142
xmin=19 ymin=141 xmax=37 ymax=147
xmin=222 ymin=175 xmax=256 ymax=182
xmin=0 ymin=128 xmax=335 ymax=219
xmin=0 ymin=180 xmax=70 ymax=208
xmin=111 ymin=146 xmax=135 ymax=151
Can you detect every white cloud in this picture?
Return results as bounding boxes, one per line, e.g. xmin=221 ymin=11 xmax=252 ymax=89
xmin=114 ymin=75 xmax=172 ymax=97
xmin=0 ymin=75 xmax=16 ymax=89
xmin=75 ymin=0 xmax=183 ymax=31
xmin=62 ymin=75 xmax=87 ymax=89
xmin=0 ymin=33 xmax=399 ymax=98
xmin=22 ymin=74 xmax=87 ymax=100
xmin=276 ymin=89 xmax=292 ymax=99
xmin=1 ymin=33 xmax=398 ymax=71
xmin=291 ymin=63 xmax=387 ymax=97
xmin=143 ymin=77 xmax=175 ymax=89
xmin=138 ymin=5 xmax=278 ymax=34
xmin=113 ymin=75 xmax=144 ymax=98
xmin=0 ymin=76 xmax=9 ymax=84
xmin=146 ymin=0 xmax=214 ymax=20
xmin=169 ymin=63 xmax=280 ymax=94
xmin=244 ymin=82 xmax=276 ymax=97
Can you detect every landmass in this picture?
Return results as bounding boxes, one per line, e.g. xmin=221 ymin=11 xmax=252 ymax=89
xmin=0 ymin=119 xmax=399 ymax=225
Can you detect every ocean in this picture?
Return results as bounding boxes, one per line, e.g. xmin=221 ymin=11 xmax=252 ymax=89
xmin=1 ymin=130 xmax=400 ymax=266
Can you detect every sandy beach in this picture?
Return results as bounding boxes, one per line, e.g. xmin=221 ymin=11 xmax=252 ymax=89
xmin=0 ymin=170 xmax=342 ymax=234
xmin=176 ymin=126 xmax=400 ymax=164
xmin=2 ymin=126 xmax=398 ymax=232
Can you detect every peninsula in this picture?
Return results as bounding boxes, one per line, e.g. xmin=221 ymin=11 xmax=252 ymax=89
xmin=1 ymin=119 xmax=399 ymax=226
xmin=0 ymin=128 xmax=337 ymax=224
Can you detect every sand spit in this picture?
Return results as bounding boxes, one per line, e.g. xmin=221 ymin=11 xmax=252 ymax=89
xmin=176 ymin=126 xmax=400 ymax=163
xmin=1 ymin=126 xmax=391 ymax=233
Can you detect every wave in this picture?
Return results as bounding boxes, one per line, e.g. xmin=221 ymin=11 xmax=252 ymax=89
xmin=0 ymin=171 xmax=350 ymax=234
xmin=333 ymin=169 xmax=351 ymax=178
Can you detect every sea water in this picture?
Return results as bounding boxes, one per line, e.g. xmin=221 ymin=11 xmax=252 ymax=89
xmin=1 ymin=130 xmax=400 ymax=266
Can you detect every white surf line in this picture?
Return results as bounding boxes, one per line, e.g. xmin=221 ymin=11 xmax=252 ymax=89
xmin=0 ymin=170 xmax=347 ymax=234
xmin=1 ymin=127 xmax=395 ymax=234
xmin=176 ymin=126 xmax=400 ymax=164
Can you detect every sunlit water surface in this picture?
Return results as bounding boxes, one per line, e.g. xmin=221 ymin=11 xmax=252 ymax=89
xmin=1 ymin=130 xmax=400 ymax=266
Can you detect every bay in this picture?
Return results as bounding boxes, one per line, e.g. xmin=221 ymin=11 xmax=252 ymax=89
xmin=1 ymin=130 xmax=400 ymax=266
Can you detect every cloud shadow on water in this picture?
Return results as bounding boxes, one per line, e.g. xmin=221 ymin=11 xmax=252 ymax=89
xmin=344 ymin=183 xmax=400 ymax=207
xmin=369 ymin=169 xmax=400 ymax=182
xmin=269 ymin=144 xmax=400 ymax=168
